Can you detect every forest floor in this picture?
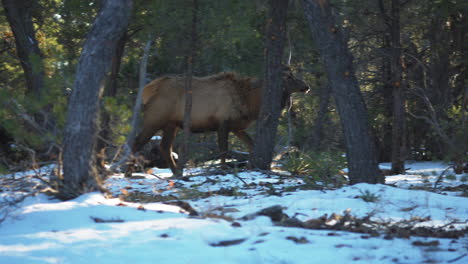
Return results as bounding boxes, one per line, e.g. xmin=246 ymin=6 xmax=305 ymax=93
xmin=0 ymin=161 xmax=467 ymax=264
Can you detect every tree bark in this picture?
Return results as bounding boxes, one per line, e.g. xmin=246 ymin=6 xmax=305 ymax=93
xmin=107 ymin=32 xmax=128 ymax=98
xmin=127 ymin=38 xmax=153 ymax=148
xmin=61 ymin=0 xmax=132 ymax=199
xmin=378 ymin=22 xmax=393 ymax=163
xmin=301 ymin=0 xmax=383 ymax=184
xmin=2 ymin=0 xmax=44 ymax=97
xmin=97 ymin=32 xmax=128 ymax=154
xmin=389 ymin=0 xmax=406 ymax=174
xmin=308 ymin=83 xmax=331 ymax=151
xmin=176 ymin=0 xmax=198 ymax=176
xmin=249 ymin=0 xmax=289 ymax=170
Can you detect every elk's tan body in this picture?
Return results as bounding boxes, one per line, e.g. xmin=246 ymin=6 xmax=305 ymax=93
xmin=131 ymin=69 xmax=309 ymax=175
xmin=141 ymin=73 xmax=262 ymax=134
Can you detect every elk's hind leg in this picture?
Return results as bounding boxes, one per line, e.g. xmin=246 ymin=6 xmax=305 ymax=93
xmin=160 ymin=125 xmax=178 ymax=174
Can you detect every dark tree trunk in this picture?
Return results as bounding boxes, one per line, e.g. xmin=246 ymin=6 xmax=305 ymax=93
xmin=107 ymin=32 xmax=128 ymax=98
xmin=301 ymin=0 xmax=383 ymax=184
xmin=176 ymin=0 xmax=198 ymax=176
xmin=308 ymin=83 xmax=331 ymax=152
xmin=379 ymin=31 xmax=393 ymax=163
xmin=0 ymin=126 xmax=13 ymax=161
xmin=2 ymin=0 xmax=44 ymax=97
xmin=61 ymin=0 xmax=132 ymax=199
xmin=249 ymin=0 xmax=289 ymax=170
xmin=97 ymin=32 xmax=128 ymax=153
xmin=389 ymin=0 xmax=406 ymax=174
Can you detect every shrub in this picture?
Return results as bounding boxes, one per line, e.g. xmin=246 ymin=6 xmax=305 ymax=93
xmin=281 ymin=151 xmax=346 ymax=185
xmin=357 ymin=190 xmax=380 ymax=203
xmin=460 ymin=174 xmax=468 ymax=182
xmin=280 ymin=151 xmax=314 ymax=175
xmin=445 ymin=174 xmax=457 ymax=181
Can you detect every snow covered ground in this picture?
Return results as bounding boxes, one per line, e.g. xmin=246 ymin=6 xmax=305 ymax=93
xmin=0 ymin=162 xmax=466 ymax=264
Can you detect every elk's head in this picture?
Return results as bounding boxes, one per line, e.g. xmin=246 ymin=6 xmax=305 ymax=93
xmin=282 ymin=66 xmax=310 ymax=94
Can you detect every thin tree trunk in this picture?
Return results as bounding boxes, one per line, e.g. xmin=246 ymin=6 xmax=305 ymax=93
xmin=109 ymin=37 xmax=152 ymax=173
xmin=389 ymin=0 xmax=406 ymax=174
xmin=176 ymin=0 xmax=198 ymax=177
xmin=127 ymin=38 xmax=154 ymax=148
xmin=301 ymin=0 xmax=383 ymax=184
xmin=1 ymin=0 xmax=44 ymax=97
xmin=249 ymin=0 xmax=289 ymax=170
xmin=380 ymin=30 xmax=393 ymax=163
xmin=61 ymin=0 xmax=132 ymax=200
xmin=286 ymin=98 xmax=293 ymax=147
xmin=308 ymin=83 xmax=331 ymax=151
xmin=286 ymin=28 xmax=294 ymax=147
xmin=107 ymin=32 xmax=128 ymax=98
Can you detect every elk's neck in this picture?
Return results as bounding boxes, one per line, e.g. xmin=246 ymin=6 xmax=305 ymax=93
xmin=248 ymin=78 xmax=263 ymax=117
xmin=248 ymin=78 xmax=291 ymax=116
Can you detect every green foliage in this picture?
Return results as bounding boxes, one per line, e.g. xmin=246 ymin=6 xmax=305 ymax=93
xmin=281 ymin=151 xmax=315 ymax=175
xmin=0 ymin=164 xmax=8 ymax=174
xmin=0 ymin=90 xmax=58 ymax=149
xmin=102 ymin=97 xmax=132 ymax=145
xmin=281 ymin=151 xmax=346 ymax=185
xmin=445 ymin=174 xmax=457 ymax=181
xmin=440 ymin=105 xmax=468 ymax=167
xmin=357 ymin=190 xmax=381 ymax=203
xmin=460 ymin=175 xmax=468 ymax=182
xmin=0 ymin=0 xmax=466 ymax=170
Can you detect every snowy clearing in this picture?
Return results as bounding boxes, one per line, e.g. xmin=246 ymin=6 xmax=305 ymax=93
xmin=0 ymin=162 xmax=467 ymax=264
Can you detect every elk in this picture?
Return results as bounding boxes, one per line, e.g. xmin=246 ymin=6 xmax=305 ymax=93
xmin=129 ymin=67 xmax=309 ymax=175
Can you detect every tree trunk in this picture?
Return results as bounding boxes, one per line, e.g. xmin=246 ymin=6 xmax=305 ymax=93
xmin=61 ymin=0 xmax=132 ymax=200
xmin=2 ymin=0 xmax=44 ymax=97
xmin=301 ymin=0 xmax=383 ymax=184
xmin=176 ymin=0 xmax=198 ymax=177
xmin=249 ymin=0 xmax=289 ymax=170
xmin=379 ymin=29 xmax=393 ymax=163
xmin=308 ymin=83 xmax=331 ymax=152
xmin=107 ymin=32 xmax=128 ymax=98
xmin=127 ymin=38 xmax=153 ymax=149
xmin=389 ymin=0 xmax=406 ymax=174
xmin=0 ymin=126 xmax=13 ymax=161
xmin=111 ymin=37 xmax=153 ymax=174
xmin=97 ymin=32 xmax=128 ymax=155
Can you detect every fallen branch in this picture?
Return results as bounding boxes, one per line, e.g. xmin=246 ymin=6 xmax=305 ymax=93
xmin=242 ymin=205 xmax=468 ymax=239
xmin=448 ymin=254 xmax=467 ymax=263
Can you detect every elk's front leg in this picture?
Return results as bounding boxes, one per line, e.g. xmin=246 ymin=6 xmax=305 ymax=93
xmin=217 ymin=122 xmax=229 ymax=164
xmin=233 ymin=130 xmax=254 ymax=152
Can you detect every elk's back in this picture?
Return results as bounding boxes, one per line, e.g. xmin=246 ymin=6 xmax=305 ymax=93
xmin=142 ymin=75 xmax=256 ymax=132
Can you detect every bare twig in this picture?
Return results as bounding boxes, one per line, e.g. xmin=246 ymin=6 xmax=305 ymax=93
xmin=407 ymin=88 xmax=456 ymax=151
xmin=4 ymin=99 xmax=61 ymax=153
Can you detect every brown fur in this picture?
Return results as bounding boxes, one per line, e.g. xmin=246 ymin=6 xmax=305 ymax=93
xmin=130 ymin=69 xmax=309 ymax=175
